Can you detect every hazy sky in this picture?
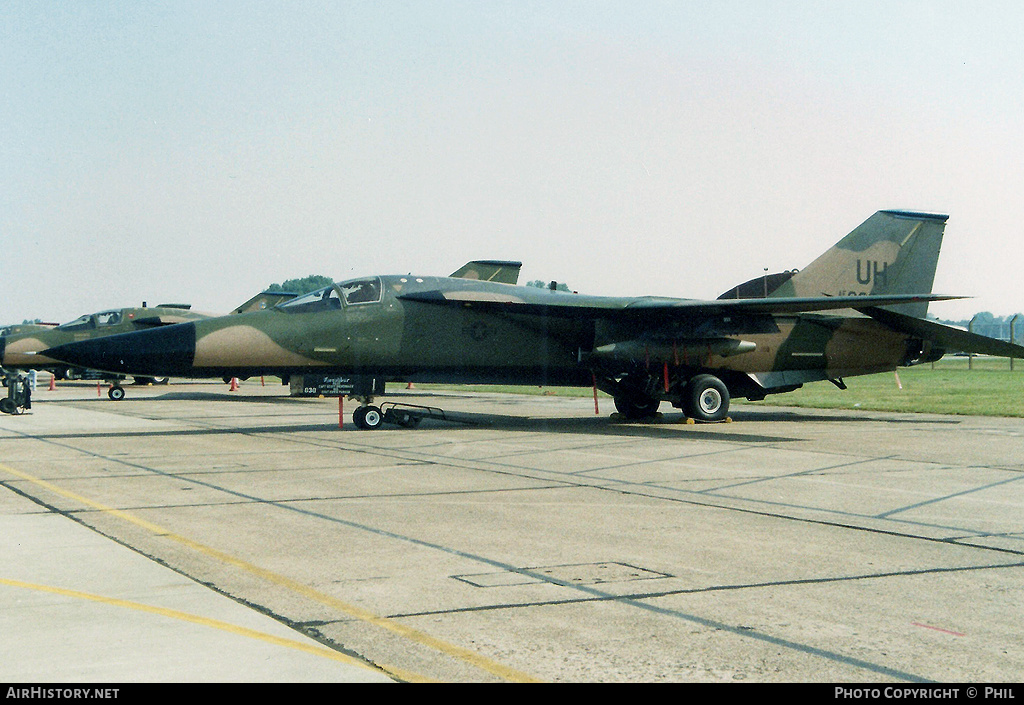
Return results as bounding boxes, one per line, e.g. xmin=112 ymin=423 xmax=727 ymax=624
xmin=3 ymin=1 xmax=1022 ymax=324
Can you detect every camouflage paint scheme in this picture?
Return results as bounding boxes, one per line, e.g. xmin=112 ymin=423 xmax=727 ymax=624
xmin=44 ymin=211 xmax=1024 ymax=425
xmin=0 ymin=323 xmax=57 ymax=338
xmin=1 ymin=292 xmax=295 ymax=378
xmin=0 ymin=304 xmax=211 ymax=377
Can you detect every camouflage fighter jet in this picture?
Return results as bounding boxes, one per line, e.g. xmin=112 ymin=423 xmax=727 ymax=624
xmin=43 ymin=211 xmax=1024 ymax=427
xmin=1 ymin=304 xmax=214 ymax=396
xmin=0 ymin=322 xmax=58 ymax=338
xmin=1 ymin=291 xmax=297 ymax=401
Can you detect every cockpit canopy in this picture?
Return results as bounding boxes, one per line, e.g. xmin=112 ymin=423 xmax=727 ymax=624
xmin=277 ymin=278 xmax=382 ymax=313
xmin=58 ymin=310 xmax=124 ymax=331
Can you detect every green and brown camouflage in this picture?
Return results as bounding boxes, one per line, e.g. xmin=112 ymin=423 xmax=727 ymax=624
xmin=44 ymin=213 xmax=1024 ymax=425
xmin=1 ymin=290 xmax=299 ymax=379
xmin=769 ymin=210 xmax=946 ymax=319
xmin=0 ymin=304 xmax=213 ymax=377
xmin=0 ymin=322 xmax=57 ymax=339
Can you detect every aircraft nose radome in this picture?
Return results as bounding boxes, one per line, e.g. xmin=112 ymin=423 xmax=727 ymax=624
xmin=44 ymin=323 xmax=198 ymax=377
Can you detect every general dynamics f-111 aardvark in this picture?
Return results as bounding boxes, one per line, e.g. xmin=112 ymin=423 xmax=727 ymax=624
xmin=44 ymin=210 xmax=1024 ymax=428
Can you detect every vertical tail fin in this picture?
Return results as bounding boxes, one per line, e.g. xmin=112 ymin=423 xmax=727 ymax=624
xmin=769 ymin=210 xmax=948 ymax=318
xmin=449 ymin=260 xmax=523 ymax=285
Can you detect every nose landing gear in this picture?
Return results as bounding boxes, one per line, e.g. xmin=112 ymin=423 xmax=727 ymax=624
xmin=350 ymin=399 xmax=448 ymax=430
xmin=1 ymin=374 xmax=31 ymax=415
xmin=352 ymin=404 xmax=385 ymax=430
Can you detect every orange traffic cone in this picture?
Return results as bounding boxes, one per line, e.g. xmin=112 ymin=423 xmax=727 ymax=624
xmin=48 ymin=375 xmax=56 ymax=391
xmin=229 ymin=377 xmax=239 ymax=392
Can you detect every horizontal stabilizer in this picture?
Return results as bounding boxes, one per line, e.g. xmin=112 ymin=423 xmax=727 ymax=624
xmin=627 ymin=293 xmax=963 ymax=316
xmin=860 ymin=306 xmax=1024 ymax=358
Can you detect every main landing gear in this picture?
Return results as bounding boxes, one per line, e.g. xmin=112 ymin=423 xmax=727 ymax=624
xmin=104 ymin=376 xmax=168 ymax=400
xmin=679 ymin=374 xmax=730 ymax=423
xmin=603 ymin=370 xmax=732 ymax=423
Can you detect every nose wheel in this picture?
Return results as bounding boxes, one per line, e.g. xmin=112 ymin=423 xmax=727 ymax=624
xmin=2 ymin=374 xmax=31 ymax=414
xmin=352 ymin=404 xmax=384 ymax=430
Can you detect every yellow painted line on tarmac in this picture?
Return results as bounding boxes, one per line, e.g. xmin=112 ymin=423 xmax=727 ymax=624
xmin=0 ymin=576 xmax=384 ymax=674
xmin=1 ymin=462 xmax=541 ymax=683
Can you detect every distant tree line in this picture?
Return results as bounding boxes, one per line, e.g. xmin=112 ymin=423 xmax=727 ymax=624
xmin=526 ymin=279 xmax=572 ymax=292
xmin=266 ymin=275 xmax=335 ymax=295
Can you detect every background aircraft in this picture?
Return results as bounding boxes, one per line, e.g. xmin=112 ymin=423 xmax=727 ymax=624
xmin=1 ymin=291 xmax=297 ymax=402
xmin=0 ymin=322 xmax=57 ymax=338
xmin=43 ymin=211 xmax=1024 ymax=427
xmin=1 ymin=304 xmax=214 ymax=395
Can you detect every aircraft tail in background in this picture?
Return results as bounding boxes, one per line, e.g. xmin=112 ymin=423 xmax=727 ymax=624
xmin=449 ymin=260 xmax=523 ymax=285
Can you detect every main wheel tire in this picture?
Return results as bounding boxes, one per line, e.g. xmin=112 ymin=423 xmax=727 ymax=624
xmin=108 ymin=386 xmax=126 ymax=401
xmin=613 ymin=394 xmax=661 ymax=419
xmin=134 ymin=376 xmax=170 ymax=386
xmin=683 ymin=374 xmax=729 ymax=422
